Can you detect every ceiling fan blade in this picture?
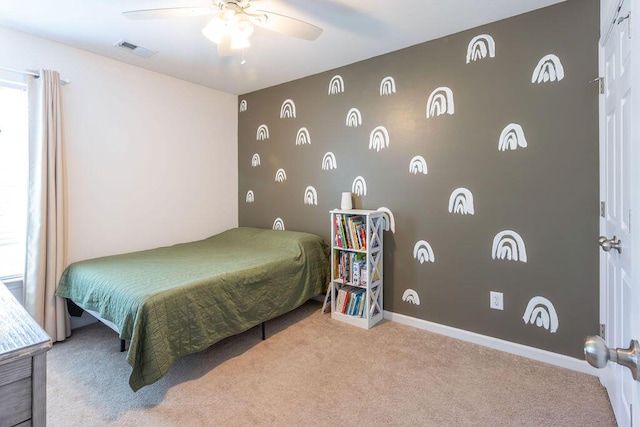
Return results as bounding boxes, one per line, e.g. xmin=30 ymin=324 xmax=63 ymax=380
xmin=251 ymin=10 xmax=322 ymax=41
xmin=122 ymin=7 xmax=215 ymax=20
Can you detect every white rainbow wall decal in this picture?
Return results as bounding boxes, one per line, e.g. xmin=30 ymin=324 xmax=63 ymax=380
xmin=409 ymin=155 xmax=428 ymax=175
xmin=303 ymin=186 xmax=318 ymax=205
xmin=380 ymin=76 xmax=396 ymax=96
xmin=322 ymin=152 xmax=337 ymax=170
xmin=369 ymin=126 xmax=390 ymax=152
xmin=296 ymin=127 xmax=311 ymax=145
xmin=523 ymin=296 xmax=558 ymax=333
xmin=352 ymin=176 xmax=367 ymax=196
xmin=328 ymin=75 xmax=345 ymax=95
xmin=448 ymin=188 xmax=475 ymax=215
xmin=492 ymin=230 xmax=527 ymax=263
xmin=426 ymin=87 xmax=455 ymax=118
xmin=280 ymin=99 xmax=296 ymax=119
xmin=402 ymin=289 xmax=421 ymax=305
xmin=532 ymin=54 xmax=565 ymax=83
xmin=246 ymin=190 xmax=254 ymax=203
xmin=239 ymin=99 xmax=247 ymax=112
xmin=251 ymin=153 xmax=261 ymax=167
xmin=466 ymin=34 xmax=496 ymax=63
xmin=275 ymin=168 xmax=287 ymax=183
xmin=256 ymin=124 xmax=269 ymax=141
xmin=346 ymin=108 xmax=362 ymax=127
xmin=273 ymin=218 xmax=285 ymax=231
xmin=414 ymin=240 xmax=435 ymax=264
xmin=377 ymin=207 xmax=395 ymax=233
xmin=498 ymin=123 xmax=528 ymax=151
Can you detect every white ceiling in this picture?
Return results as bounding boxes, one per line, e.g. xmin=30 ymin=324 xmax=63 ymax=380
xmin=0 ymin=0 xmax=564 ymax=95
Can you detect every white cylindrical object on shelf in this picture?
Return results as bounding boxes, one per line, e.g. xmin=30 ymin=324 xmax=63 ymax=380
xmin=340 ymin=192 xmax=352 ymax=210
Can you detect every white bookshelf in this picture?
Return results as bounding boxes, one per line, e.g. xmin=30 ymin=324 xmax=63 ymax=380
xmin=330 ymin=209 xmax=384 ymax=329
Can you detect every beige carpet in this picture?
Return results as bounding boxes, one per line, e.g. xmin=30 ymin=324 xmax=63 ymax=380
xmin=47 ymin=301 xmax=616 ymax=426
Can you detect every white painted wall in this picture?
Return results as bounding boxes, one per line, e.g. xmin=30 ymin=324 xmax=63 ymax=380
xmin=0 ymin=26 xmax=238 ymax=264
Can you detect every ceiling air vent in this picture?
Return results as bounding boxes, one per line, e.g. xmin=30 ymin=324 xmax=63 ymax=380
xmin=114 ymin=40 xmax=157 ymax=58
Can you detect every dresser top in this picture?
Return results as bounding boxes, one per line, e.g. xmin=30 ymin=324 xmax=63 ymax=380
xmin=0 ymin=282 xmax=51 ymax=362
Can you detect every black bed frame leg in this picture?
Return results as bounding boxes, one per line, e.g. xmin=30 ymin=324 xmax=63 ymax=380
xmin=120 ymin=339 xmax=126 ymax=352
xmin=261 ymin=322 xmax=266 ymax=341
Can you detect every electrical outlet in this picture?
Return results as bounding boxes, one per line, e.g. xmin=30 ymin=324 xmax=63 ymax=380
xmin=490 ymin=291 xmax=503 ymax=310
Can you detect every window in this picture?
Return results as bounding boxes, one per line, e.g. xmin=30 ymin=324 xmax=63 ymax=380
xmin=0 ymin=82 xmax=28 ymax=280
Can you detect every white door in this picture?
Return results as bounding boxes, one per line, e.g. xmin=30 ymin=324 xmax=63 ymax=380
xmin=598 ymin=0 xmax=639 ymax=425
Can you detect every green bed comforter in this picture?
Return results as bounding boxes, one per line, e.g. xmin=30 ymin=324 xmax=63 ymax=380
xmin=56 ymin=227 xmax=329 ymax=391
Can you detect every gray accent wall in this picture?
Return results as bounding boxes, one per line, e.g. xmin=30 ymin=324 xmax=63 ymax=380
xmin=238 ymin=0 xmax=599 ymax=359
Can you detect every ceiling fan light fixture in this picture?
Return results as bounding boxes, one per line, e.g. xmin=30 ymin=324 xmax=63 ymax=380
xmin=202 ymin=15 xmax=227 ymax=44
xmin=231 ymin=36 xmax=251 ymax=50
xmin=203 ymin=13 xmax=254 ymax=52
xmin=233 ymin=16 xmax=254 ymax=39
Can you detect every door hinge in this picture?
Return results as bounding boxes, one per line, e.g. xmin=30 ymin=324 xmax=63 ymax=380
xmin=617 ymin=11 xmax=631 ymax=39
xmin=600 ymin=323 xmax=606 ymax=340
xmin=597 ymin=77 xmax=604 ymax=94
xmin=592 ymin=77 xmax=605 ymax=94
xmin=601 ymin=201 xmax=606 ymax=218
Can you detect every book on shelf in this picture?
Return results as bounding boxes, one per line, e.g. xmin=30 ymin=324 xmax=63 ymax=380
xmin=347 ymin=216 xmax=365 ymax=250
xmin=332 ymin=213 xmax=342 ymax=248
xmin=341 ymin=214 xmax=350 ymax=248
xmin=352 ymin=258 xmax=361 ymax=285
xmin=358 ymin=292 xmax=366 ymax=317
xmin=346 ymin=216 xmax=357 ymax=250
xmin=350 ymin=288 xmax=366 ymax=316
xmin=334 ymin=288 xmax=345 ymax=313
xmin=345 ymin=290 xmax=355 ymax=315
xmin=341 ymin=289 xmax=350 ymax=314
xmin=358 ymin=224 xmax=366 ymax=249
xmin=333 ymin=251 xmax=340 ymax=281
xmin=352 ymin=256 xmax=366 ymax=286
xmin=333 ymin=214 xmax=344 ymax=248
xmin=362 ymin=261 xmax=368 ymax=284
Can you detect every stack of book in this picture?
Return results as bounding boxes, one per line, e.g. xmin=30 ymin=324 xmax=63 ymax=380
xmin=333 ymin=251 xmax=368 ymax=286
xmin=335 ymin=287 xmax=367 ymax=317
xmin=333 ymin=214 xmax=367 ymax=250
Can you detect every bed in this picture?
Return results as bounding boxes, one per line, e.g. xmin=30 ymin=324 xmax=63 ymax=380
xmin=55 ymin=227 xmax=329 ymax=391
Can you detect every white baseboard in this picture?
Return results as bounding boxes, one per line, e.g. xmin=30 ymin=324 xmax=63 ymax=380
xmin=384 ymin=310 xmax=600 ymax=376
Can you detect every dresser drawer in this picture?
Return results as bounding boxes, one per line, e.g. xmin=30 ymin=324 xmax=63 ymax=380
xmin=0 ymin=283 xmax=51 ymax=427
xmin=0 ymin=358 xmax=31 ymax=388
xmin=0 ymin=376 xmax=32 ymax=427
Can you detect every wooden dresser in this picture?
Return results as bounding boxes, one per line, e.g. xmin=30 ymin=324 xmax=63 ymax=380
xmin=0 ymin=282 xmax=52 ymax=427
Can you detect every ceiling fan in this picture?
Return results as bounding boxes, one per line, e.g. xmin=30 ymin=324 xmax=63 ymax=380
xmin=122 ymin=0 xmax=323 ymax=57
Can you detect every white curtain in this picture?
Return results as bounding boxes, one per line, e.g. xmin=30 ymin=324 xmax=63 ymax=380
xmin=24 ymin=69 xmax=70 ymax=342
